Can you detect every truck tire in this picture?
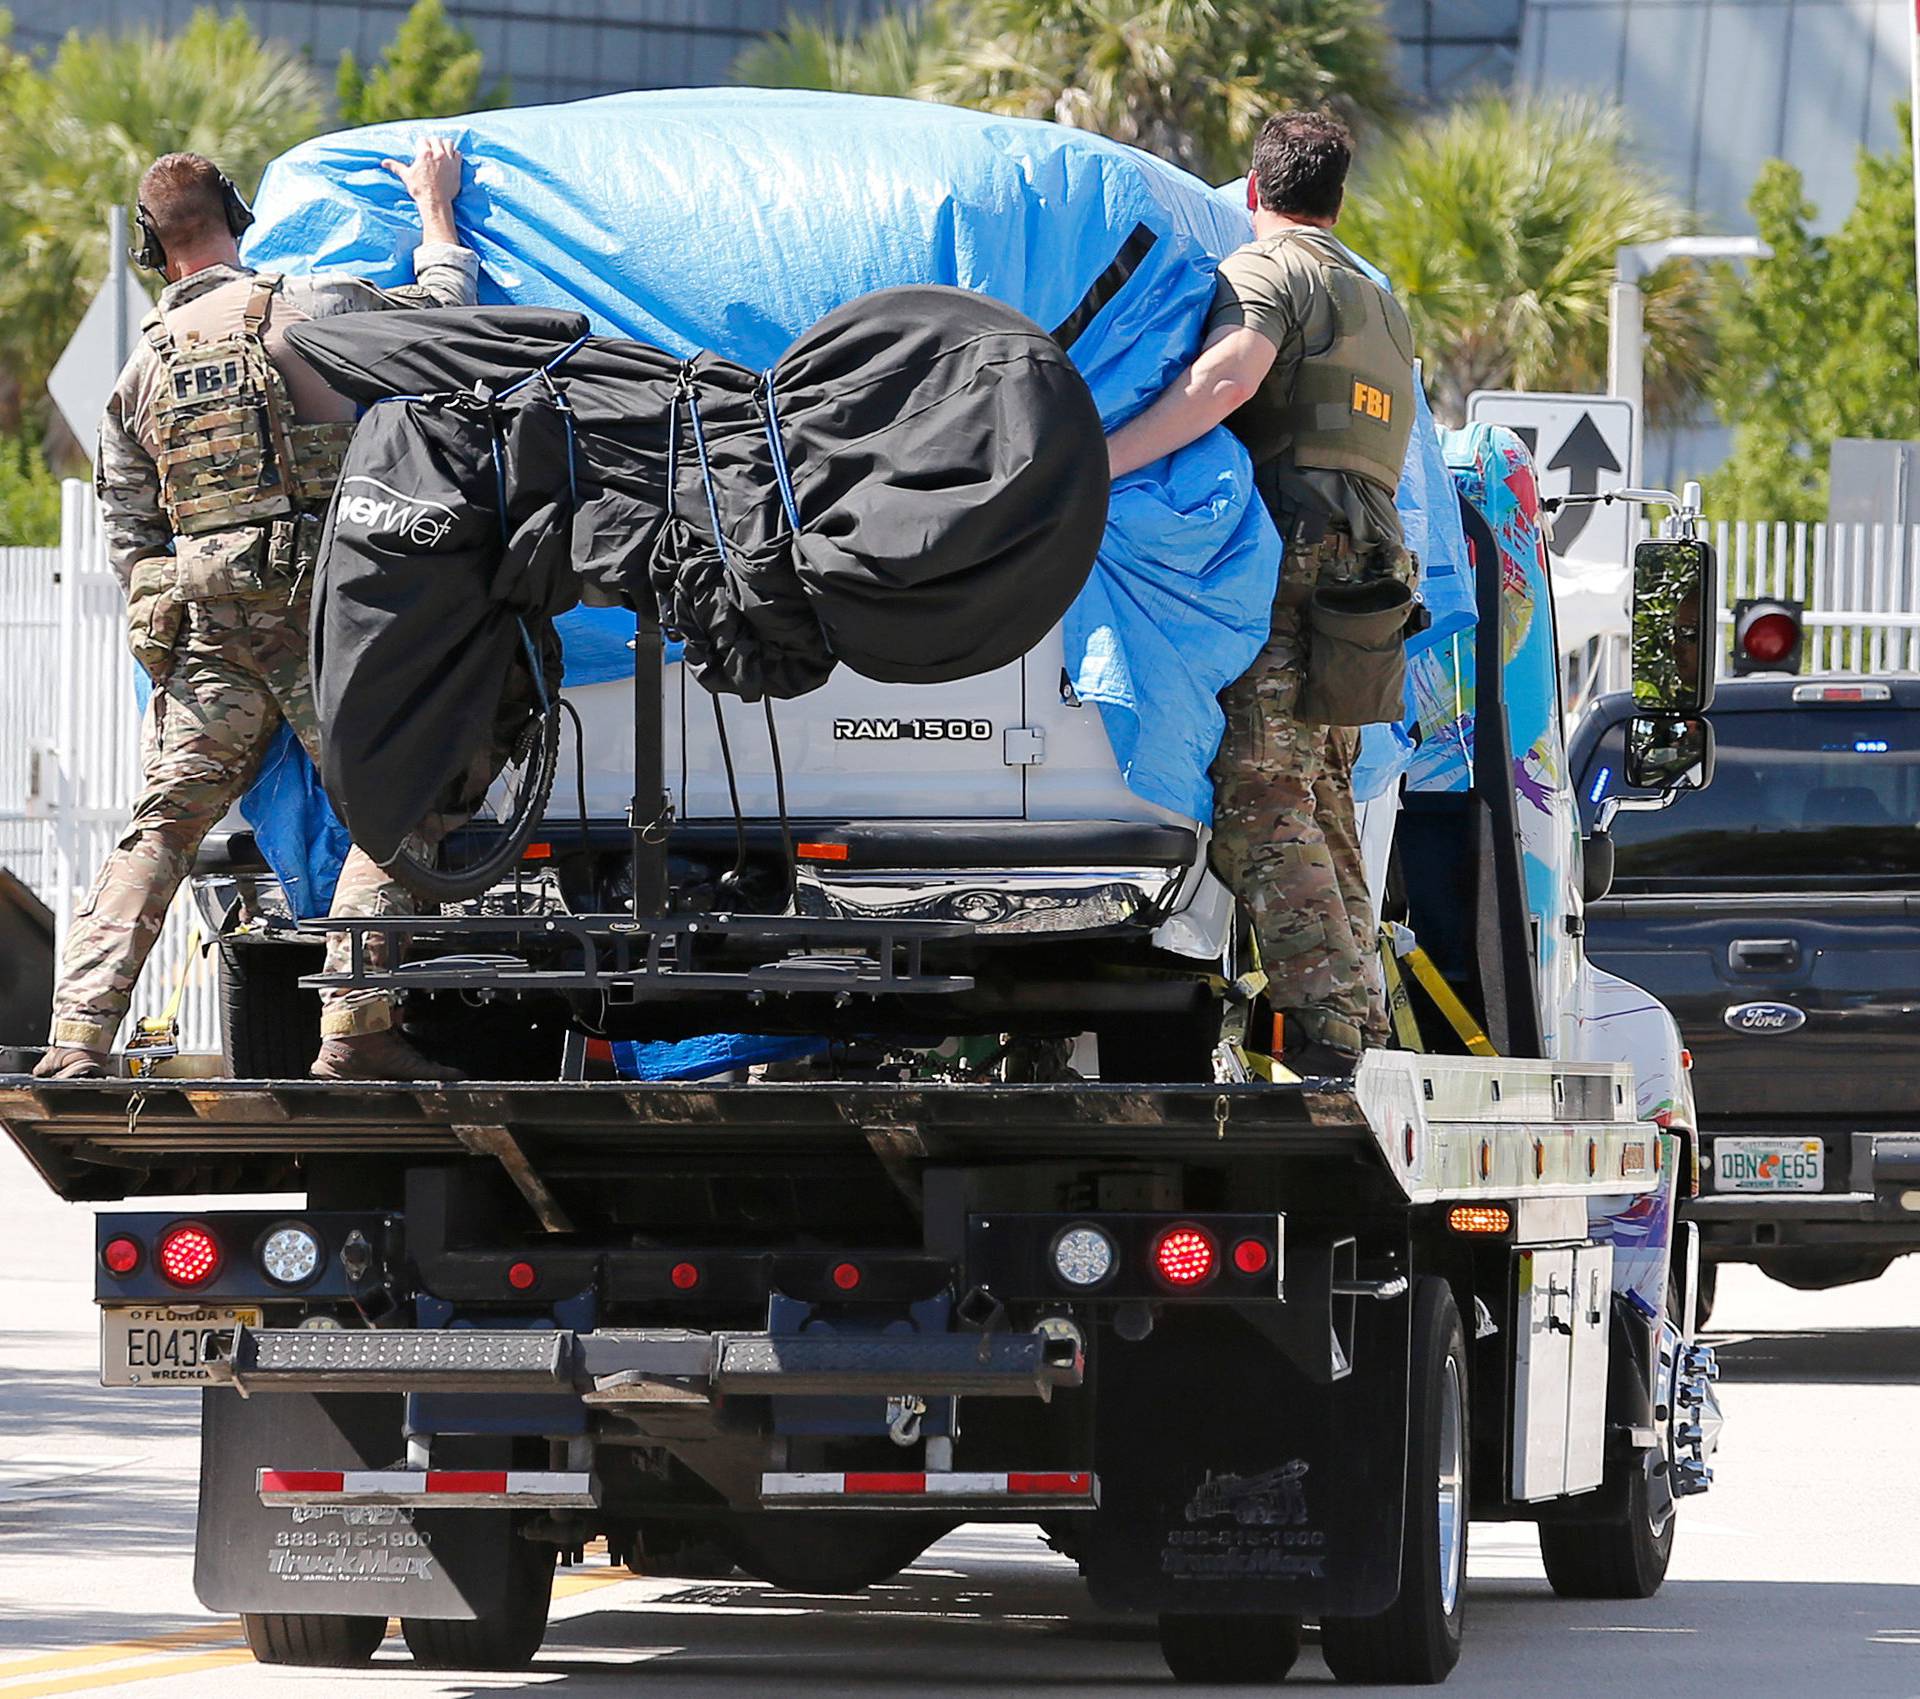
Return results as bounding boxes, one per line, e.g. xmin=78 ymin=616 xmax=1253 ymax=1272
xmin=722 ymin=1512 xmax=950 ymax=1593
xmin=1319 ymin=1278 xmax=1468 ymax=1686
xmin=1158 ymin=1612 xmax=1301 ymax=1683
xmin=401 ymin=1543 xmax=554 ymax=1670
xmin=218 ymin=940 xmax=323 ymax=1079
xmin=241 ymin=1613 xmax=386 ymax=1666
xmin=1538 ymin=1453 xmax=1674 ymax=1600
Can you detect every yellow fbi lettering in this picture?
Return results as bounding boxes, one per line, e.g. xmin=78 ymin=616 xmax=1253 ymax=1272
xmin=1350 ymin=381 xmax=1392 ymax=423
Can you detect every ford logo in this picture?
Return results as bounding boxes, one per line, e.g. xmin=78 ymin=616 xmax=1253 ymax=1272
xmin=1724 ymin=1001 xmax=1807 ymax=1034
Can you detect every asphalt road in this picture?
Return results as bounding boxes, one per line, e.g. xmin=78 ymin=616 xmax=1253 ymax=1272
xmin=4 ymin=1135 xmax=1919 ymax=1696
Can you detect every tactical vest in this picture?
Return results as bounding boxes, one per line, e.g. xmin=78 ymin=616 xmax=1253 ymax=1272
xmin=143 ymin=274 xmax=355 ymax=543
xmin=1259 ymin=231 xmax=1416 ymax=497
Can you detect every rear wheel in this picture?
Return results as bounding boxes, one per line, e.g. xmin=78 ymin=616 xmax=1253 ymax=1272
xmin=218 ymin=940 xmax=323 ymax=1079
xmin=1319 ymin=1277 xmax=1468 ymax=1686
xmin=722 ymin=1512 xmax=950 ymax=1593
xmin=1539 ymin=1450 xmax=1674 ymax=1599
xmin=1693 ymin=1259 xmax=1718 ymax=1330
xmin=241 ymin=1613 xmax=385 ymax=1667
xmin=1158 ymin=1612 xmax=1301 ymax=1683
xmin=401 ymin=1542 xmax=554 ymax=1670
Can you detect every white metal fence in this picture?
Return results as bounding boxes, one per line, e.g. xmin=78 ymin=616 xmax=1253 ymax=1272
xmin=1559 ymin=519 xmax=1920 ymax=718
xmin=0 ymin=482 xmax=219 ymax=1053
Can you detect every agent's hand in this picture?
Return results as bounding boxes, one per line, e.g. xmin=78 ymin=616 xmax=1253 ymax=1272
xmin=383 ymin=137 xmax=463 ymax=209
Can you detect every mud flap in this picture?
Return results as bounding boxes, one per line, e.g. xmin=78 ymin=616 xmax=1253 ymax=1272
xmin=193 ymin=1390 xmax=524 ymax=1620
xmin=1081 ymin=1295 xmax=1411 ymax=1617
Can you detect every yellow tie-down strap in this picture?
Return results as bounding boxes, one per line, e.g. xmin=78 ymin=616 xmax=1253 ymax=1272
xmin=1381 ymin=922 xmax=1498 ymax=1058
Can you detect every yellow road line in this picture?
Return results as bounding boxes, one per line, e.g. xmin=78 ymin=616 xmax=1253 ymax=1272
xmin=1 ymin=1648 xmax=253 ymax=1699
xmin=0 ymin=1628 xmax=239 ymax=1683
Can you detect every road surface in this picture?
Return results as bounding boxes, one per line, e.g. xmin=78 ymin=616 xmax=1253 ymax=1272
xmin=4 ymin=1136 xmax=1918 ymax=1695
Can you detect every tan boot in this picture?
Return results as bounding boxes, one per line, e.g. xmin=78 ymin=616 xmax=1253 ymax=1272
xmin=33 ymin=1046 xmax=109 ymax=1080
xmin=310 ymin=1029 xmax=466 ymax=1085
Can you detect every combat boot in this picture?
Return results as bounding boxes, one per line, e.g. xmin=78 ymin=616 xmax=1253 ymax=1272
xmin=33 ymin=1046 xmax=109 ymax=1080
xmin=310 ymin=1029 xmax=466 ymax=1085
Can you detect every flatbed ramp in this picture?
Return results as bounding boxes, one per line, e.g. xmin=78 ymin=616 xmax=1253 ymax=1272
xmin=0 ymin=1077 xmax=1374 ymax=1201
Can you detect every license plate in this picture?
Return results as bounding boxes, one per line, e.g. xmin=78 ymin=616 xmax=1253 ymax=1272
xmin=101 ymin=1305 xmax=260 ymax=1387
xmin=1711 ymin=1137 xmax=1824 ymax=1193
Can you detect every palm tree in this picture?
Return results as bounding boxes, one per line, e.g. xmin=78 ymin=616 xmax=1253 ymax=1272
xmin=1336 ymin=92 xmax=1713 ymax=424
xmin=732 ymin=8 xmax=947 ymax=99
xmin=0 ymin=8 xmax=326 ymax=430
xmin=736 ymin=0 xmax=1396 ymax=182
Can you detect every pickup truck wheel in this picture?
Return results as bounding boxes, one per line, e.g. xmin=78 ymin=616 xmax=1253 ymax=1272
xmin=1693 ymin=1260 xmax=1718 ymax=1330
xmin=1157 ymin=1612 xmax=1301 ymax=1683
xmin=400 ymin=1543 xmax=554 ymax=1670
xmin=1538 ymin=1451 xmax=1674 ymax=1599
xmin=240 ymin=1613 xmax=385 ymax=1666
xmin=218 ymin=941 xmax=322 ymax=1079
xmin=1319 ymin=1278 xmax=1467 ymax=1686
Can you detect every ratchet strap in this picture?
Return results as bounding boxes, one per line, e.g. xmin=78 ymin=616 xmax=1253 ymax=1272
xmin=127 ymin=926 xmax=205 ymax=1067
xmin=1381 ymin=922 xmax=1498 ymax=1058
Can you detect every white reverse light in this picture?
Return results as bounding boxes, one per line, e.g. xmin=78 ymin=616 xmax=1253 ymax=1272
xmin=1051 ymin=1225 xmax=1116 ymax=1288
xmin=261 ymin=1225 xmax=323 ymax=1286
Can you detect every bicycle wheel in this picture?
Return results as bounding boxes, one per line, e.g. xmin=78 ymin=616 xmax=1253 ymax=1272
xmin=383 ymin=702 xmax=561 ymax=904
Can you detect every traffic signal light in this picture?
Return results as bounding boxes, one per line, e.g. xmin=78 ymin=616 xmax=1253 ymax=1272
xmin=1730 ymin=597 xmax=1803 ymax=676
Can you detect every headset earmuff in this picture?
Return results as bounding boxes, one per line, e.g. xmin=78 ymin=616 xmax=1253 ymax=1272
xmin=129 ymin=172 xmax=254 ymax=274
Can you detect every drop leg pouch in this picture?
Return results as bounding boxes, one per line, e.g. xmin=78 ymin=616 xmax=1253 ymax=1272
xmin=1297 ymin=577 xmax=1413 ymax=727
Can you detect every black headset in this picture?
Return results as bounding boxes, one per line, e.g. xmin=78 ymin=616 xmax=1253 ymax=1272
xmin=131 ymin=170 xmax=256 ymax=273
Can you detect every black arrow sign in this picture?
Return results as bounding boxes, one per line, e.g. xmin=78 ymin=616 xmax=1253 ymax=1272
xmin=1545 ymin=413 xmax=1623 ymax=553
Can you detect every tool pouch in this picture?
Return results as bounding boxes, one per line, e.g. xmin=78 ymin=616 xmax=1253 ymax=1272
xmin=172 ymin=525 xmax=274 ymax=600
xmin=126 ymin=555 xmax=184 ymax=678
xmin=1297 ymin=575 xmax=1414 ymax=727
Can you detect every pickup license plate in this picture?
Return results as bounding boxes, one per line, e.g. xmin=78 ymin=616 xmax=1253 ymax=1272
xmin=101 ymin=1305 xmax=260 ymax=1387
xmin=1712 ymin=1138 xmax=1824 ymax=1193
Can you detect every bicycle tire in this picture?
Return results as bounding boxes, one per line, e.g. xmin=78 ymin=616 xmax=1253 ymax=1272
xmin=383 ymin=705 xmax=562 ymax=904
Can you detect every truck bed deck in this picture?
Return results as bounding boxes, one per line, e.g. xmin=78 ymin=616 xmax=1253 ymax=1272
xmin=0 ymin=1077 xmax=1371 ymax=1201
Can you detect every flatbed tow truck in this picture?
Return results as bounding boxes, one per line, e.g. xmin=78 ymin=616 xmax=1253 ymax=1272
xmin=0 ymin=459 xmax=1726 ymax=1685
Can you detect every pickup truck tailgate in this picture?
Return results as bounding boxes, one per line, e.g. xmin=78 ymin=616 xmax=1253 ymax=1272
xmin=1585 ymin=892 xmax=1920 ymax=1119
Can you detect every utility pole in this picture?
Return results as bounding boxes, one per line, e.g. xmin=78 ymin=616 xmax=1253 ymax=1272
xmin=108 ymin=205 xmax=130 ymax=376
xmin=1609 ymin=236 xmax=1772 ymax=488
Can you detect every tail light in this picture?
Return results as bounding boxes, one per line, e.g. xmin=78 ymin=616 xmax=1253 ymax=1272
xmin=1231 ymin=1237 xmax=1272 ymax=1276
xmin=1731 ymin=598 xmax=1803 ymax=676
xmin=1447 ymin=1204 xmax=1513 ymax=1236
xmin=155 ymin=1223 xmax=221 ymax=1288
xmin=831 ymin=1260 xmax=863 ymax=1292
xmin=1152 ymin=1225 xmax=1217 ymax=1288
xmin=101 ymin=1236 xmax=142 ymax=1277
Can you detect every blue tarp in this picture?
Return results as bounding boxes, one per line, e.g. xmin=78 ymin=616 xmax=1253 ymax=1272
xmin=232 ymin=90 xmax=1472 ymax=908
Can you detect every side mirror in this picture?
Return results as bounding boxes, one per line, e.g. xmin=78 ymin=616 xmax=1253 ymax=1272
xmin=1626 ymin=714 xmax=1715 ymax=792
xmin=1581 ymin=829 xmax=1616 ymax=904
xmin=1632 ymin=537 xmax=1716 ymax=715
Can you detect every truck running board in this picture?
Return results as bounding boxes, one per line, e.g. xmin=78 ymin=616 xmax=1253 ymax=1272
xmin=214 ymin=1324 xmax=1083 ymax=1400
xmin=761 ymin=1470 xmax=1099 ymax=1508
xmin=258 ymin=1468 xmax=598 ymax=1509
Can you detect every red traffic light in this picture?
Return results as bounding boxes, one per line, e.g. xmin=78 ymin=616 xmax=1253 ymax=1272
xmin=1731 ymin=598 xmax=1803 ymax=676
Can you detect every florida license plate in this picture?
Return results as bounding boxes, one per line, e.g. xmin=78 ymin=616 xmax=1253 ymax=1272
xmin=1712 ymin=1137 xmax=1824 ymax=1193
xmin=101 ymin=1305 xmax=260 ymax=1387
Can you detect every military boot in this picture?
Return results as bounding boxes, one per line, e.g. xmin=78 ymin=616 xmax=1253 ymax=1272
xmin=310 ymin=1029 xmax=466 ymax=1085
xmin=33 ymin=1046 xmax=109 ymax=1080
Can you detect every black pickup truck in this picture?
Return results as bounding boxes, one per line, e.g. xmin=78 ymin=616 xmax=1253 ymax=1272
xmin=1573 ymin=675 xmax=1920 ymax=1313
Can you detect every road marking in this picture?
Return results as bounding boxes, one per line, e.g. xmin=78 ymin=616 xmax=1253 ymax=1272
xmin=0 ymin=1627 xmax=238 ymax=1683
xmin=0 ymin=1648 xmax=251 ymax=1699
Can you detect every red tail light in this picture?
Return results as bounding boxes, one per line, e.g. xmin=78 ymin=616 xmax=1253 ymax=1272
xmin=831 ymin=1260 xmax=863 ymax=1292
xmin=101 ymin=1236 xmax=142 ymax=1277
xmin=1231 ymin=1238 xmax=1271 ymax=1276
xmin=670 ymin=1261 xmax=701 ymax=1290
xmin=1152 ymin=1226 xmax=1216 ymax=1287
xmin=506 ymin=1261 xmax=537 ymax=1291
xmin=156 ymin=1224 xmax=220 ymax=1288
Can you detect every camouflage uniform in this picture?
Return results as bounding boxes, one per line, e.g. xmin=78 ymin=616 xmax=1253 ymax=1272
xmin=1210 ymin=542 xmax=1396 ymax=1057
xmin=51 ymin=247 xmax=478 ymax=1054
xmin=1204 ymin=226 xmax=1417 ymax=1057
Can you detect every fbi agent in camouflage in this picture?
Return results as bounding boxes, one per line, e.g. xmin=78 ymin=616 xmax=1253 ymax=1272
xmin=37 ymin=143 xmax=478 ymax=1082
xmin=1107 ymin=111 xmax=1418 ymax=1070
